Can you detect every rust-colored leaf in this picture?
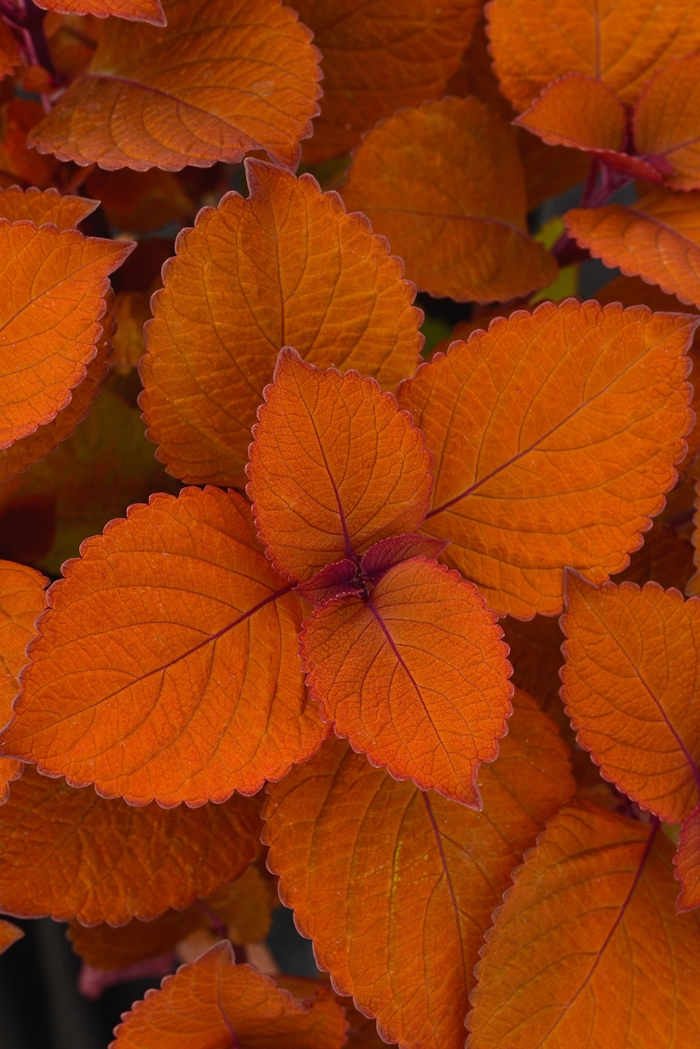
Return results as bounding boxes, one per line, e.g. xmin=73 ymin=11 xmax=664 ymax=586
xmin=614 ymin=519 xmax=695 ymax=592
xmin=111 ymin=942 xmax=347 ymax=1049
xmin=398 ymin=300 xmax=695 ymax=618
xmin=0 ymin=918 xmax=22 ymax=956
xmin=28 ymin=0 xmax=321 ymax=171
xmin=264 ymin=691 xmax=574 ymax=1049
xmin=142 ymin=160 xmax=423 ymax=487
xmin=0 ymin=764 xmax=263 ymax=925
xmin=294 ymin=0 xmax=481 ymax=163
xmin=341 ymin=97 xmax=557 ymax=303
xmin=634 ymin=54 xmax=700 ymax=191
xmin=0 ymin=99 xmax=59 ymax=189
xmin=500 ymin=615 xmax=566 ymax=730
xmin=468 ymin=803 xmax=700 ymax=1047
xmin=0 ymin=185 xmax=98 ymax=229
xmin=35 ymin=0 xmax=166 ymax=25
xmin=300 ymin=557 xmax=512 ymax=805
xmin=0 ymin=19 xmax=21 ymax=78
xmin=110 ymin=290 xmax=149 ymax=374
xmin=562 ymin=573 xmax=700 ymax=893
xmin=85 ymin=168 xmax=192 ymax=233
xmin=0 ymin=222 xmax=130 ymax=449
xmin=247 ymin=350 xmax=432 ymax=582
xmin=486 ymin=0 xmax=700 ymax=112
xmin=0 ymin=486 xmax=326 ymax=806
xmin=676 ymin=804 xmax=700 ymax=912
xmin=566 ymin=188 xmax=700 ymax=309
xmin=204 ymin=865 xmax=279 ymax=945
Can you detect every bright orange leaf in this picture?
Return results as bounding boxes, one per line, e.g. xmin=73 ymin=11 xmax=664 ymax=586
xmin=397 ymin=300 xmax=695 ymax=618
xmin=0 ymin=918 xmax=22 ymax=956
xmin=0 ymin=486 xmax=326 ymax=805
xmin=142 ymin=160 xmax=423 ymax=486
xmin=566 ymin=188 xmax=700 ymax=308
xmin=28 ymin=0 xmax=321 ymax=171
xmin=468 ymin=803 xmax=700 ymax=1047
xmin=293 ymin=0 xmax=481 ymax=163
xmin=247 ymin=349 xmax=432 ymax=582
xmin=634 ymin=54 xmax=700 ymax=191
xmin=264 ymin=691 xmax=574 ymax=1049
xmin=486 ymin=0 xmax=700 ymax=112
xmin=0 ymin=185 xmax=98 ymax=229
xmin=34 ymin=0 xmax=166 ymax=24
xmin=561 ymin=572 xmax=700 ymax=826
xmin=340 ymin=97 xmax=557 ymax=303
xmin=300 ymin=557 xmax=511 ymax=805
xmin=111 ymin=942 xmax=347 ymax=1049
xmin=0 ymin=222 xmax=130 ymax=449
xmin=0 ymin=764 xmax=264 ymax=925
xmin=676 ymin=805 xmax=700 ymax=912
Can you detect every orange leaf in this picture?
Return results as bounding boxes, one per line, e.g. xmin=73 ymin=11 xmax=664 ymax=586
xmin=614 ymin=519 xmax=695 ymax=592
xmin=141 ymin=160 xmax=423 ymax=486
xmin=247 ymin=350 xmax=432 ymax=582
xmin=0 ymin=185 xmax=98 ymax=229
xmin=28 ymin=0 xmax=321 ymax=171
xmin=300 ymin=557 xmax=511 ymax=805
xmin=0 ymin=222 xmax=131 ymax=448
xmin=34 ymin=0 xmax=166 ymax=24
xmin=110 ymin=290 xmax=149 ymax=374
xmin=0 ymin=486 xmax=326 ymax=805
xmin=340 ymin=97 xmax=557 ymax=303
xmin=561 ymin=572 xmax=700 ymax=826
xmin=0 ymin=764 xmax=263 ymax=925
xmin=69 ymin=909 xmax=202 ymax=970
xmin=0 ymin=558 xmax=47 ymax=802
xmin=397 ymin=300 xmax=695 ymax=617
xmin=486 ymin=0 xmax=700 ymax=112
xmin=676 ymin=804 xmax=700 ymax=911
xmin=0 ymin=99 xmax=58 ymax=189
xmin=111 ymin=942 xmax=347 ymax=1049
xmin=0 ymin=918 xmax=22 ymax=956
xmin=566 ymin=188 xmax=700 ymax=308
xmin=85 ymin=168 xmax=192 ymax=233
xmin=294 ymin=0 xmax=481 ymax=163
xmin=633 ymin=53 xmax=700 ymax=191
xmin=0 ymin=19 xmax=21 ymax=78
xmin=264 ymin=691 xmax=574 ymax=1049
xmin=467 ymin=803 xmax=700 ymax=1047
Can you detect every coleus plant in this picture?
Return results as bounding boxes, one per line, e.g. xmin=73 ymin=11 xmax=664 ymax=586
xmin=0 ymin=1 xmax=699 ymax=1048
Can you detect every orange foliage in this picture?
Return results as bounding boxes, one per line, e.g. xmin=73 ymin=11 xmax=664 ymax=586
xmin=0 ymin=917 xmax=22 ymax=955
xmin=111 ymin=943 xmax=347 ymax=1049
xmin=35 ymin=0 xmax=166 ymax=24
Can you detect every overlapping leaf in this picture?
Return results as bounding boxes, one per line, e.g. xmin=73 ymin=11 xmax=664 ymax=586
xmin=28 ymin=0 xmax=321 ymax=171
xmin=112 ymin=942 xmax=347 ymax=1049
xmin=0 ymin=919 xmax=22 ymax=956
xmin=0 ymin=185 xmax=98 ymax=229
xmin=341 ymin=97 xmax=557 ymax=303
xmin=300 ymin=557 xmax=512 ymax=805
xmin=634 ymin=54 xmax=700 ymax=190
xmin=566 ymin=189 xmax=700 ymax=308
xmin=0 ymin=486 xmax=326 ymax=805
xmin=264 ymin=691 xmax=574 ymax=1049
xmin=676 ymin=806 xmax=700 ymax=912
xmin=35 ymin=0 xmax=166 ymax=24
xmin=0 ymin=764 xmax=264 ymax=925
xmin=142 ymin=160 xmax=423 ymax=486
xmin=468 ymin=803 xmax=700 ymax=1047
xmin=248 ymin=350 xmax=432 ymax=581
xmin=293 ymin=0 xmax=481 ymax=163
xmin=397 ymin=300 xmax=695 ymax=618
xmin=486 ymin=0 xmax=700 ymax=112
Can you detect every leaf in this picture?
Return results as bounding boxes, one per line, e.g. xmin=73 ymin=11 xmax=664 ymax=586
xmin=110 ymin=290 xmax=149 ymax=374
xmin=467 ymin=803 xmax=700 ymax=1048
xmin=340 ymin=97 xmax=557 ymax=303
xmin=292 ymin=0 xmax=482 ymax=163
xmin=0 ymin=185 xmax=98 ymax=229
xmin=0 ymin=764 xmax=264 ymax=925
xmin=0 ymin=100 xmax=59 ymax=189
xmin=0 ymin=222 xmax=131 ymax=449
xmin=0 ymin=296 xmax=114 ymax=485
xmin=486 ymin=0 xmax=700 ymax=112
xmin=500 ymin=615 xmax=567 ymax=732
xmin=300 ymin=557 xmax=512 ymax=805
xmin=397 ymin=300 xmax=696 ymax=618
xmin=85 ymin=168 xmax=192 ymax=233
xmin=0 ymin=918 xmax=22 ymax=956
xmin=676 ymin=804 xmax=700 ymax=911
xmin=633 ymin=54 xmax=700 ymax=191
xmin=111 ymin=942 xmax=347 ymax=1049
xmin=141 ymin=160 xmax=423 ymax=487
xmin=28 ymin=0 xmax=321 ymax=172
xmin=561 ymin=571 xmax=700 ymax=827
xmin=1 ymin=486 xmax=326 ymax=805
xmin=264 ymin=691 xmax=574 ymax=1049
xmin=0 ymin=19 xmax=21 ymax=78
xmin=566 ymin=189 xmax=700 ymax=309
xmin=613 ymin=519 xmax=695 ymax=592
xmin=247 ymin=349 xmax=432 ymax=582
xmin=34 ymin=0 xmax=166 ymax=25
xmin=0 ymin=559 xmax=47 ymax=802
